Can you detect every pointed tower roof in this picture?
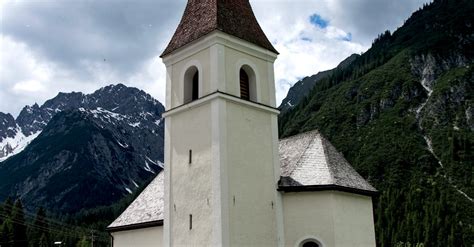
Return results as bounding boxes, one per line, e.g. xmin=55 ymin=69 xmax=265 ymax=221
xmin=278 ymin=130 xmax=377 ymax=196
xmin=161 ymin=0 xmax=278 ymax=57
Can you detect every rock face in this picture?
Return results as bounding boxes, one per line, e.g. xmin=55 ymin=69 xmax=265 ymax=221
xmin=278 ymin=54 xmax=359 ymax=113
xmin=0 ymin=84 xmax=165 ymax=213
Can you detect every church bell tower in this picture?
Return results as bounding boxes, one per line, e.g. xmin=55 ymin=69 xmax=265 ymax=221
xmin=161 ymin=0 xmax=282 ymax=246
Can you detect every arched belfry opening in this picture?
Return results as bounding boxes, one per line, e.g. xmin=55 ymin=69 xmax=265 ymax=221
xmin=240 ymin=68 xmax=250 ymax=101
xmin=239 ymin=65 xmax=257 ymax=102
xmin=184 ymin=66 xmax=199 ymax=104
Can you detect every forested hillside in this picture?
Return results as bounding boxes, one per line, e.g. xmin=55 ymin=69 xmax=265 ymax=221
xmin=279 ymin=0 xmax=473 ymax=246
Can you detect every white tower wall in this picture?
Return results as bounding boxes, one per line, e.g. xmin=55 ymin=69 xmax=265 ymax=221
xmin=162 ymin=32 xmax=282 ymax=246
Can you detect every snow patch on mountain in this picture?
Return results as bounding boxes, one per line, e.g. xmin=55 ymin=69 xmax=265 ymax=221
xmin=143 ymin=160 xmax=156 ymax=174
xmin=0 ymin=130 xmax=41 ymax=162
xmin=129 ymin=122 xmax=141 ymax=128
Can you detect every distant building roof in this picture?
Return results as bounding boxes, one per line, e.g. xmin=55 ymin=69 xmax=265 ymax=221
xmin=278 ymin=130 xmax=377 ymax=195
xmin=108 ymin=130 xmax=376 ymax=230
xmin=160 ymin=0 xmax=278 ymax=57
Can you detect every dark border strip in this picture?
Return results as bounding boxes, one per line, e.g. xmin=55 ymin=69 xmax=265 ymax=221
xmin=107 ymin=220 xmax=163 ymax=233
xmin=278 ymin=185 xmax=379 ymax=197
xmin=163 ymin=90 xmax=279 ymax=114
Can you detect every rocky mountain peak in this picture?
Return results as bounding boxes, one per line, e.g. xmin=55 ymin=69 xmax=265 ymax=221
xmin=0 ymin=84 xmax=165 ymax=162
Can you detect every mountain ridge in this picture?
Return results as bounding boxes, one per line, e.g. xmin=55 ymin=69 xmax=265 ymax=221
xmin=278 ymin=54 xmax=359 ymax=113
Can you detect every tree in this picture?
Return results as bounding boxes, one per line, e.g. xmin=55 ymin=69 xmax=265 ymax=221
xmin=1 ymin=197 xmax=14 ymax=221
xmin=10 ymin=200 xmax=28 ymax=247
xmin=1 ymin=219 xmax=12 ymax=247
xmin=75 ymin=236 xmax=90 ymax=247
xmin=30 ymin=207 xmax=49 ymax=247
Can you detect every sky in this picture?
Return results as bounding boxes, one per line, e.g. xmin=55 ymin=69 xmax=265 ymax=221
xmin=0 ymin=0 xmax=431 ymax=117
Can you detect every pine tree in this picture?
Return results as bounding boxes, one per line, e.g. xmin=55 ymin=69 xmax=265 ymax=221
xmin=1 ymin=197 xmax=14 ymax=220
xmin=38 ymin=233 xmax=48 ymax=247
xmin=10 ymin=200 xmax=28 ymax=247
xmin=30 ymin=207 xmax=49 ymax=247
xmin=75 ymin=236 xmax=90 ymax=247
xmin=1 ymin=219 xmax=12 ymax=247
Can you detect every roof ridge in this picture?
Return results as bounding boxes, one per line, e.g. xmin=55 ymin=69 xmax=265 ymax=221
xmin=318 ymin=133 xmax=336 ymax=185
xmin=288 ymin=131 xmax=333 ymax=185
xmin=288 ymin=133 xmax=315 ymax=179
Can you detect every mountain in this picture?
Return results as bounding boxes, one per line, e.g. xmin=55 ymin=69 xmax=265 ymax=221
xmin=279 ymin=54 xmax=359 ymax=113
xmin=0 ymin=84 xmax=165 ymax=213
xmin=279 ymin=0 xmax=473 ymax=246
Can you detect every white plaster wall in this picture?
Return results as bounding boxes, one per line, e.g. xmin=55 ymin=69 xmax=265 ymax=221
xmin=111 ymin=226 xmax=163 ymax=247
xmin=225 ymin=101 xmax=279 ymax=246
xmin=282 ymin=191 xmax=376 ymax=247
xmin=168 ymin=103 xmax=214 ymax=246
xmin=333 ymin=192 xmax=376 ymax=247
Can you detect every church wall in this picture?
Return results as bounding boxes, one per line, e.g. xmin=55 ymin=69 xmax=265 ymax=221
xmin=332 ymin=192 xmax=376 ymax=247
xmin=168 ymin=103 xmax=214 ymax=246
xmin=111 ymin=226 xmax=163 ymax=247
xmin=282 ymin=191 xmax=376 ymax=247
xmin=225 ymin=100 xmax=279 ymax=246
xmin=282 ymin=191 xmax=336 ymax=247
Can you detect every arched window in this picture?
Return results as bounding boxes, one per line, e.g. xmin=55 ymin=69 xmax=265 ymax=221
xmin=298 ymin=238 xmax=322 ymax=247
xmin=184 ymin=66 xmax=199 ymax=104
xmin=239 ymin=65 xmax=257 ymax=102
xmin=240 ymin=68 xmax=250 ymax=101
xmin=302 ymin=241 xmax=319 ymax=247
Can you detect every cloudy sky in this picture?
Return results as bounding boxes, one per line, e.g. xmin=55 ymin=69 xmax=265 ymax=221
xmin=0 ymin=0 xmax=431 ymax=116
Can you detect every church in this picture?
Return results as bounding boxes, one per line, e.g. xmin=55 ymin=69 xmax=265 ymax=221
xmin=107 ymin=1 xmax=377 ymax=246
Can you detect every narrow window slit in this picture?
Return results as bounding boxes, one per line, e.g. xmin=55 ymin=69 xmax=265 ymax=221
xmin=189 ymin=150 xmax=192 ymax=164
xmin=189 ymin=214 xmax=193 ymax=230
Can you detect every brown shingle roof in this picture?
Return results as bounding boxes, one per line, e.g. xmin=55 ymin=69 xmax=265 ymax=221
xmin=160 ymin=0 xmax=278 ymax=57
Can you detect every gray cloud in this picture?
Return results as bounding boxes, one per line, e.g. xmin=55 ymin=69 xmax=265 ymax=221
xmin=2 ymin=0 xmax=184 ymax=79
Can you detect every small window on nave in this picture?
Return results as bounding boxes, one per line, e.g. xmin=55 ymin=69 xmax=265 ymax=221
xmin=302 ymin=241 xmax=319 ymax=247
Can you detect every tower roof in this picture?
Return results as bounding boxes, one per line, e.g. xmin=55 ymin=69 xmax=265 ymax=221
xmin=160 ymin=0 xmax=278 ymax=57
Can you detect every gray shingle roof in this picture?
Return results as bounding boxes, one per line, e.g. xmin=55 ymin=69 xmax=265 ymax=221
xmin=108 ymin=130 xmax=376 ymax=229
xmin=279 ymin=130 xmax=376 ymax=193
xmin=108 ymin=172 xmax=164 ymax=229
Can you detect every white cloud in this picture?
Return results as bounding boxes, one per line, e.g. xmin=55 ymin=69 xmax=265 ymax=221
xmin=252 ymin=1 xmax=368 ymax=105
xmin=12 ymin=80 xmax=46 ymax=93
